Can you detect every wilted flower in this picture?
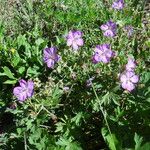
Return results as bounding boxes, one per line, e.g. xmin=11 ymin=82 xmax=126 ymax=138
xmin=124 ymin=25 xmax=134 ymax=37
xmin=120 ymin=71 xmax=139 ymax=92
xmin=126 ymin=57 xmax=137 ymax=71
xmin=13 ymin=79 xmax=34 ymax=101
xmin=9 ymin=102 xmax=17 ymax=109
xmin=100 ymin=20 xmax=117 ymax=37
xmin=112 ymin=0 xmax=124 ymax=10
xmin=43 ymin=47 xmax=60 ymax=68
xmin=63 ymin=86 xmax=70 ymax=92
xmin=86 ymin=77 xmax=95 ymax=87
xmin=92 ymin=44 xmax=115 ymax=63
xmin=66 ymin=30 xmax=84 ymax=50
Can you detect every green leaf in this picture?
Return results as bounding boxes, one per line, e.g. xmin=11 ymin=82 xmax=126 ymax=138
xmin=71 ymin=112 xmax=83 ymax=126
xmin=11 ymin=50 xmax=22 ymax=66
xmin=66 ymin=142 xmax=82 ymax=150
xmin=17 ymin=34 xmax=26 ymax=48
xmin=35 ymin=38 xmax=44 ymax=46
xmin=18 ymin=66 xmax=25 ymax=74
xmin=145 ymin=39 xmax=150 ymax=47
xmin=101 ymin=127 xmax=121 ymax=150
xmin=134 ymin=133 xmax=143 ymax=150
xmin=141 ymin=142 xmax=150 ymax=150
xmin=4 ymin=79 xmax=17 ymax=84
xmin=26 ymin=66 xmax=40 ymax=77
xmin=0 ymin=67 xmax=16 ymax=79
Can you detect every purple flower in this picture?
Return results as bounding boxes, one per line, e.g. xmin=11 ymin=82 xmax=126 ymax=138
xmin=112 ymin=0 xmax=124 ymax=10
xmin=92 ymin=44 xmax=115 ymax=64
xmin=43 ymin=47 xmax=60 ymax=68
xmin=100 ymin=20 xmax=117 ymax=37
xmin=66 ymin=30 xmax=84 ymax=50
xmin=120 ymin=71 xmax=139 ymax=92
xmin=126 ymin=57 xmax=137 ymax=71
xmin=13 ymin=79 xmax=34 ymax=101
xmin=124 ymin=25 xmax=134 ymax=37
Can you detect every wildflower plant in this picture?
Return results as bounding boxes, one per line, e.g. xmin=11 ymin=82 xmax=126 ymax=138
xmin=0 ymin=0 xmax=149 ymax=150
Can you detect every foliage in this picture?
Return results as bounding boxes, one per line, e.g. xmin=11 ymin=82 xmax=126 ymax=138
xmin=0 ymin=0 xmax=150 ymax=149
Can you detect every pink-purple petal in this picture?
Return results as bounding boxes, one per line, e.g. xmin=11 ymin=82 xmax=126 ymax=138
xmin=120 ymin=74 xmax=127 ymax=82
xmin=13 ymin=87 xmax=22 ymax=96
xmin=76 ymin=38 xmax=84 ymax=46
xmin=19 ymin=79 xmax=27 ymax=88
xmin=66 ymin=30 xmax=84 ymax=50
xmin=104 ymin=30 xmax=115 ymax=37
xmin=72 ymin=42 xmax=79 ymax=50
xmin=18 ymin=92 xmax=27 ymax=101
xmin=73 ymin=31 xmax=82 ymax=38
xmin=100 ymin=24 xmax=108 ymax=31
xmin=130 ymin=75 xmax=139 ymax=83
xmin=47 ymin=59 xmax=55 ymax=68
xmin=67 ymin=39 xmax=73 ymax=46
xmin=121 ymin=81 xmax=135 ymax=92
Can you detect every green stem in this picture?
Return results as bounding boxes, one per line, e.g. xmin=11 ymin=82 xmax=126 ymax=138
xmin=91 ymin=82 xmax=116 ymax=150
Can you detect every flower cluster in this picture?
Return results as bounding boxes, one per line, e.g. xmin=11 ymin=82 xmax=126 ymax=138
xmin=92 ymin=44 xmax=115 ymax=64
xmin=13 ymin=0 xmax=139 ymax=102
xmin=100 ymin=20 xmax=117 ymax=37
xmin=43 ymin=47 xmax=60 ymax=68
xmin=120 ymin=57 xmax=139 ymax=92
xmin=120 ymin=71 xmax=139 ymax=92
xmin=13 ymin=79 xmax=34 ymax=101
xmin=66 ymin=30 xmax=84 ymax=50
xmin=112 ymin=0 xmax=124 ymax=10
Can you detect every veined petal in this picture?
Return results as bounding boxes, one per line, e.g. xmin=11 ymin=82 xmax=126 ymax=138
xmin=73 ymin=31 xmax=82 ymax=38
xmin=105 ymin=50 xmax=113 ymax=58
xmin=18 ymin=92 xmax=28 ymax=101
xmin=101 ymin=55 xmax=109 ymax=63
xmin=44 ymin=48 xmax=51 ymax=56
xmin=47 ymin=59 xmax=55 ymax=68
xmin=19 ymin=79 xmax=27 ymax=88
xmin=27 ymin=90 xmax=34 ymax=98
xmin=102 ymin=44 xmax=110 ymax=51
xmin=13 ymin=87 xmax=22 ymax=96
xmin=27 ymin=80 xmax=34 ymax=90
xmin=93 ymin=54 xmax=101 ymax=62
xmin=126 ymin=71 xmax=135 ymax=78
xmin=55 ymin=54 xmax=61 ymax=62
xmin=44 ymin=47 xmax=57 ymax=56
